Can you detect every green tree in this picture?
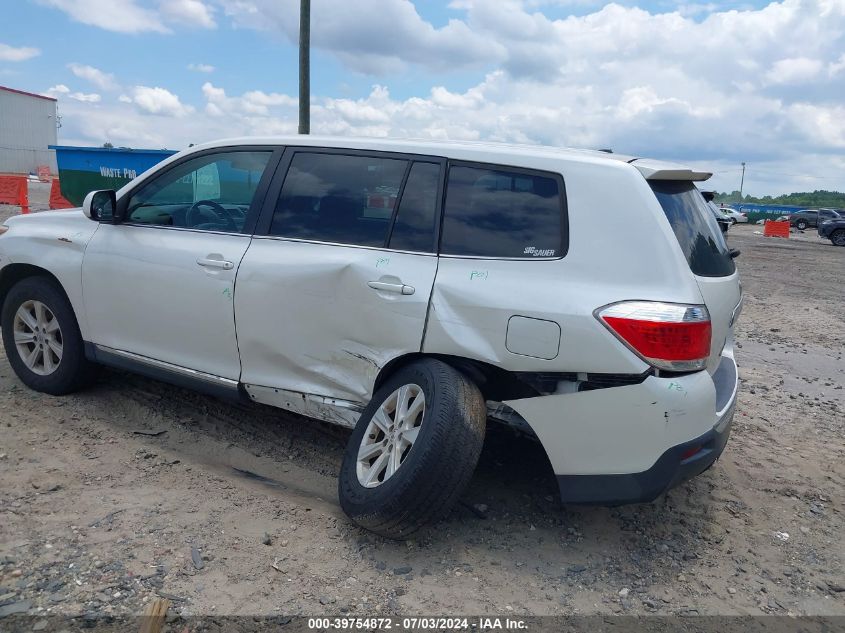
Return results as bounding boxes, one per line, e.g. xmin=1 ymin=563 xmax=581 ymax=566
xmin=713 ymin=190 xmax=845 ymax=208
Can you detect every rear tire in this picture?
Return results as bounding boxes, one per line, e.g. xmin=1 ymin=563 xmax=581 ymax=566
xmin=831 ymin=229 xmax=845 ymax=247
xmin=338 ymin=359 xmax=486 ymax=539
xmin=1 ymin=276 xmax=95 ymax=395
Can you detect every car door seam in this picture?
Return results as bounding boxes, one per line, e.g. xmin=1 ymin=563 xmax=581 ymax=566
xmin=231 ymin=237 xmax=254 ymax=384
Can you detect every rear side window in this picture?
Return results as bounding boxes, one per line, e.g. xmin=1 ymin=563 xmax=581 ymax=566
xmin=440 ymin=165 xmax=565 ymax=258
xmin=270 ymin=153 xmax=407 ymax=247
xmin=650 ymin=181 xmax=736 ymax=277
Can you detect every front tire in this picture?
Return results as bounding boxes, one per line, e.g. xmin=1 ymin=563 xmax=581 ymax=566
xmin=831 ymin=229 xmax=845 ymax=247
xmin=1 ymin=277 xmax=95 ymax=395
xmin=338 ymin=359 xmax=486 ymax=539
xmin=796 ymin=219 xmax=808 ymax=230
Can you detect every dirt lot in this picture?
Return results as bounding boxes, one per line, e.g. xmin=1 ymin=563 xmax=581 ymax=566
xmin=0 ymin=202 xmax=843 ymax=619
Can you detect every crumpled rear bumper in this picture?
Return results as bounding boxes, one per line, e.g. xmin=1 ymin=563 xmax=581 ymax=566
xmin=503 ymin=349 xmax=738 ymax=505
xmin=555 ymin=402 xmax=733 ymax=505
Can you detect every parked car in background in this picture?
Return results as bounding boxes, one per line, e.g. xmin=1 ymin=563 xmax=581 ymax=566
xmin=719 ymin=207 xmax=748 ymax=224
xmin=708 ymin=203 xmax=731 ymax=233
xmin=788 ymin=208 xmax=842 ymax=230
xmin=818 ymin=216 xmax=845 ymax=246
xmin=701 ymin=192 xmax=730 ymax=233
xmin=0 ymin=136 xmax=742 ymax=538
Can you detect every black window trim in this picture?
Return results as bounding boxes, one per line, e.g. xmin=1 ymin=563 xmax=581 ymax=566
xmin=387 ymin=159 xmax=445 ymax=254
xmin=115 ymin=145 xmax=284 ymax=236
xmin=437 ymin=159 xmax=569 ymax=261
xmin=253 ymin=146 xmax=447 ymax=254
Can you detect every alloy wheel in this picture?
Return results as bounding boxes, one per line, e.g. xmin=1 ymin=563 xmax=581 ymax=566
xmin=13 ymin=300 xmax=63 ymax=376
xmin=356 ymin=384 xmax=426 ymax=488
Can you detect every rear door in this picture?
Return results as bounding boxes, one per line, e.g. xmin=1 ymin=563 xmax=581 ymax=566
xmin=235 ymin=148 xmax=444 ymax=404
xmin=649 ymin=180 xmax=741 ymax=373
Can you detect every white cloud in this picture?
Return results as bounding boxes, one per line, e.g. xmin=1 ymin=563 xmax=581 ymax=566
xmin=45 ymin=84 xmax=71 ymax=97
xmin=787 ymin=103 xmax=845 ymax=149
xmin=69 ymin=91 xmax=102 ymax=103
xmin=36 ymin=0 xmax=169 ymax=33
xmin=68 ymin=63 xmax=119 ymax=91
xmin=159 ymin=0 xmax=216 ymax=28
xmin=222 ymin=0 xmax=506 ymax=74
xmin=765 ymin=57 xmax=824 ymax=84
xmin=130 ymin=86 xmax=194 ymax=116
xmin=202 ymin=82 xmax=296 ymax=116
xmin=37 ymin=0 xmax=215 ymax=32
xmin=43 ymin=83 xmax=101 ymax=103
xmin=187 ymin=63 xmax=215 ymax=73
xmin=0 ymin=43 xmax=40 ymax=62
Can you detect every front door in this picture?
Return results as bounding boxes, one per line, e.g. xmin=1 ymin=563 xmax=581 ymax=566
xmin=82 ymin=148 xmax=277 ymax=380
xmin=236 ymin=149 xmax=444 ymax=403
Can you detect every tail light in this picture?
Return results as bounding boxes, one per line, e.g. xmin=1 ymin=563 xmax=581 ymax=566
xmin=595 ymin=301 xmax=711 ymax=372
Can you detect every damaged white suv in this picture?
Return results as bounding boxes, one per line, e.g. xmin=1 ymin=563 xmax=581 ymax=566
xmin=0 ymin=137 xmax=741 ymax=538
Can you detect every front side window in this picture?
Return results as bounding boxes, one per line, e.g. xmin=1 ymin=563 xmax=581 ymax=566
xmin=270 ymin=153 xmax=408 ymax=247
xmin=126 ymin=151 xmax=272 ymax=232
xmin=440 ymin=165 xmax=564 ymax=258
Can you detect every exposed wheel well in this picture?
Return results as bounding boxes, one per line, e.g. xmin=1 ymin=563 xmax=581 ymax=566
xmin=0 ymin=264 xmax=67 ymax=310
xmin=374 ymin=353 xmax=542 ymax=402
xmin=374 ymin=352 xmax=652 ymax=402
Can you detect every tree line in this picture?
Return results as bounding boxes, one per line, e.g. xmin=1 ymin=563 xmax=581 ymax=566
xmin=713 ymin=190 xmax=845 ymax=208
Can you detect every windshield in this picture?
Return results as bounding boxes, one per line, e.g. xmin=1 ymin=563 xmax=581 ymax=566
xmin=650 ymin=181 xmax=736 ymax=277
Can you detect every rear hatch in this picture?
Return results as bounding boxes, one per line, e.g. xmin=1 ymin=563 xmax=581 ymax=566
xmin=645 ymin=177 xmax=741 ymax=374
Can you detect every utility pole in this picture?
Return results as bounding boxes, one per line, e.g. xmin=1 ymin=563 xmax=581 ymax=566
xmin=739 ymin=162 xmax=746 ymax=202
xmin=298 ymin=0 xmax=310 ymax=135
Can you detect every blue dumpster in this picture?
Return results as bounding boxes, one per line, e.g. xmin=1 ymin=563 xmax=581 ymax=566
xmin=49 ymin=145 xmax=177 ymax=206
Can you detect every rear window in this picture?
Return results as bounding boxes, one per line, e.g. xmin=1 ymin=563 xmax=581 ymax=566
xmin=440 ymin=165 xmax=565 ymax=258
xmin=650 ymin=181 xmax=735 ymax=277
xmin=269 ymin=152 xmax=407 ymax=247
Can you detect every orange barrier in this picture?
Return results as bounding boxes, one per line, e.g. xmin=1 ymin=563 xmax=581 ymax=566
xmin=36 ymin=165 xmax=51 ymax=182
xmin=49 ymin=179 xmax=74 ymax=210
xmin=0 ymin=175 xmax=29 ymax=214
xmin=763 ymin=220 xmax=790 ymax=238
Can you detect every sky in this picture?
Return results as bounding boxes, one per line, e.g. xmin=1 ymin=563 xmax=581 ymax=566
xmin=1 ymin=0 xmax=844 ymax=197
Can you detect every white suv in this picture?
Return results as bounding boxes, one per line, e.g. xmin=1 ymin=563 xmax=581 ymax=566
xmin=0 ymin=137 xmax=741 ymax=538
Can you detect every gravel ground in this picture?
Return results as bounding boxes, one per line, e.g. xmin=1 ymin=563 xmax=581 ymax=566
xmin=0 ymin=201 xmax=843 ymax=619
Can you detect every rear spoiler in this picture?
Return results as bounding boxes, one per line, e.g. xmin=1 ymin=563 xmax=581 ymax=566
xmin=629 ymin=158 xmax=712 ymax=182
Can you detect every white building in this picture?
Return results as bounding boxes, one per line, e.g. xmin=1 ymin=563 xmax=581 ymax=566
xmin=0 ymin=85 xmax=58 ymax=174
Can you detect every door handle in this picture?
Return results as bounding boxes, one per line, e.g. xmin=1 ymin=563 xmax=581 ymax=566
xmin=197 ymin=257 xmax=234 ymax=270
xmin=367 ymin=281 xmax=415 ymax=295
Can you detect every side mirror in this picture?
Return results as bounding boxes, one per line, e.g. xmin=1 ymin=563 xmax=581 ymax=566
xmin=82 ymin=190 xmax=117 ymax=222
